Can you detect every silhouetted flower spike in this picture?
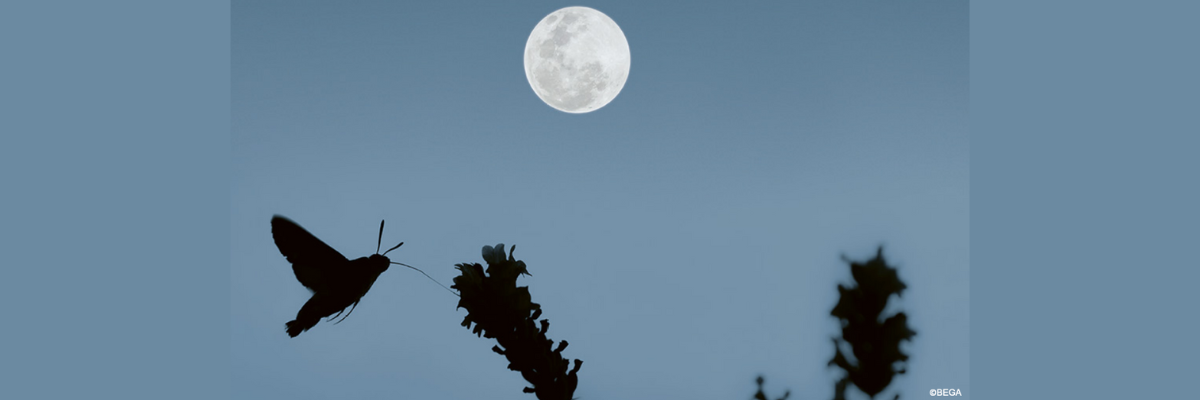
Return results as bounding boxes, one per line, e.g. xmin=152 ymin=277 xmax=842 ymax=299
xmin=828 ymin=246 xmax=916 ymax=399
xmin=453 ymin=244 xmax=582 ymax=400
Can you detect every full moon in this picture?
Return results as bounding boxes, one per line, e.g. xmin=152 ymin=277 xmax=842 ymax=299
xmin=524 ymin=7 xmax=631 ymax=113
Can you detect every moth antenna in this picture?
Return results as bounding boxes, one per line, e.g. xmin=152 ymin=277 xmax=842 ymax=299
xmin=376 ymin=220 xmax=385 ymax=254
xmin=382 ymin=242 xmax=404 ymax=256
xmin=334 ymin=302 xmax=358 ymax=325
xmin=391 ymin=262 xmax=460 ymax=297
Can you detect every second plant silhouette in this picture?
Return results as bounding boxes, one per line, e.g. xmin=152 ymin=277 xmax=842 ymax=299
xmin=828 ymin=247 xmax=916 ymax=400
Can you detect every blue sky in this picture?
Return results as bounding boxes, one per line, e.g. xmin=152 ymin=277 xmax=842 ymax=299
xmin=231 ymin=1 xmax=968 ymax=399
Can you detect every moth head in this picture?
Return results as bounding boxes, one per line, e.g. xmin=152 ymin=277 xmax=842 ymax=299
xmin=368 ymin=253 xmax=392 ymax=272
xmin=373 ymin=219 xmax=403 ymax=272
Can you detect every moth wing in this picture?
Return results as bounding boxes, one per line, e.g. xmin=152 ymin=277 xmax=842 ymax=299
xmin=271 ymin=215 xmax=349 ymax=292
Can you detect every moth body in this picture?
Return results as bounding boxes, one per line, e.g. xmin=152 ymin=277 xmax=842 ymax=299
xmin=270 ymin=216 xmax=398 ymax=337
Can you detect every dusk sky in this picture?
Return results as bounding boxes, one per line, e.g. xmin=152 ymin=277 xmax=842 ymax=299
xmin=231 ymin=1 xmax=968 ymax=399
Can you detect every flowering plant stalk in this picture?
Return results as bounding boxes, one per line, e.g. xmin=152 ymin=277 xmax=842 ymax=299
xmin=452 ymin=244 xmax=582 ymax=400
xmin=829 ymin=247 xmax=916 ymax=400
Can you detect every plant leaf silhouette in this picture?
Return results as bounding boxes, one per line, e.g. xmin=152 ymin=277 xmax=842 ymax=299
xmin=828 ymin=247 xmax=915 ymax=399
xmin=453 ymin=244 xmax=582 ymax=400
xmin=271 ymin=215 xmax=400 ymax=337
xmin=752 ymin=375 xmax=791 ymax=400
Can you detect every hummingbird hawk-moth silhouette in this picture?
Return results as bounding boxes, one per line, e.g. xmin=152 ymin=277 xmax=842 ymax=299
xmin=271 ymin=215 xmax=402 ymax=337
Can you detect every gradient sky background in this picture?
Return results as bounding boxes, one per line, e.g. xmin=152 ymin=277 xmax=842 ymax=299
xmin=231 ymin=1 xmax=968 ymax=399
